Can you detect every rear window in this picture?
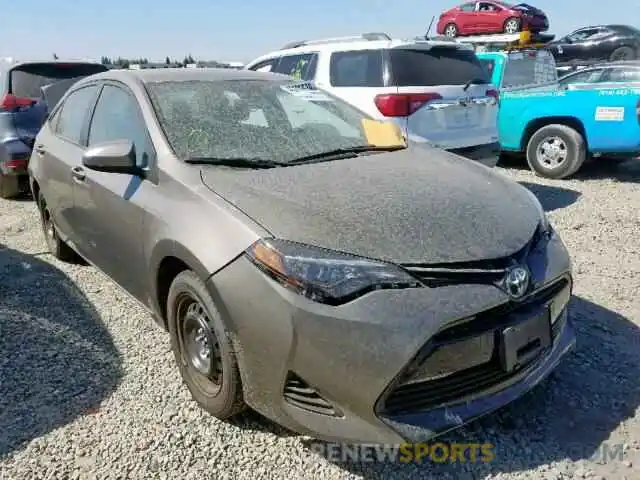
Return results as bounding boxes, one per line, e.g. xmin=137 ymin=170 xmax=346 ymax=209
xmin=479 ymin=58 xmax=496 ymax=78
xmin=389 ymin=47 xmax=489 ymax=86
xmin=9 ymin=63 xmax=108 ymax=98
xmin=502 ymin=52 xmax=557 ymax=88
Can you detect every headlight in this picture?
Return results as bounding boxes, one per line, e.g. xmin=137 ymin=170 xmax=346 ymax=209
xmin=523 ymin=187 xmax=552 ymax=235
xmin=245 ymin=239 xmax=421 ymax=305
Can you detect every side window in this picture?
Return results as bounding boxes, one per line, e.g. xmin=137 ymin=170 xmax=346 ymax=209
xmin=329 ymin=50 xmax=384 ymax=87
xmin=603 ymin=68 xmax=640 ymax=82
xmin=87 ymin=85 xmax=151 ymax=167
xmin=478 ymin=2 xmax=498 ymax=11
xmin=567 ymin=29 xmax=597 ymax=43
xmin=54 ymin=85 xmax=99 ymax=144
xmin=559 ymin=69 xmax=603 ymax=85
xmin=248 ymin=58 xmax=279 ymax=73
xmin=273 ymin=54 xmax=317 ymax=81
xmin=459 ymin=3 xmax=475 ymax=12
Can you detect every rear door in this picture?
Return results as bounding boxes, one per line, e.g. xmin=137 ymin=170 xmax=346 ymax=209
xmin=477 ymin=2 xmax=503 ymax=33
xmin=35 ymin=84 xmax=101 ymax=244
xmin=388 ymin=44 xmax=498 ymax=149
xmin=6 ymin=63 xmax=108 ymax=146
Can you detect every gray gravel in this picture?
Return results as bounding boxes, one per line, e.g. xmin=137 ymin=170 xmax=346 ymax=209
xmin=1 ymin=158 xmax=640 ymax=480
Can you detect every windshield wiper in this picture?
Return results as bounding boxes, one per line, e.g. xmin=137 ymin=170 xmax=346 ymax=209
xmin=287 ymin=144 xmax=406 ymax=165
xmin=184 ymin=157 xmax=287 ymax=169
xmin=463 ymin=78 xmax=487 ymax=91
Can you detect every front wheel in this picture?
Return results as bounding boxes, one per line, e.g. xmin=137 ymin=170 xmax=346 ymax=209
xmin=167 ymin=270 xmax=246 ymax=420
xmin=526 ymin=124 xmax=586 ymax=179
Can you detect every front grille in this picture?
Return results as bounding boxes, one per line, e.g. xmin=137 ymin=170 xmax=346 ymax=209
xmin=283 ymin=372 xmax=339 ymax=416
xmin=402 ymin=228 xmax=541 ymax=288
xmin=378 ymin=277 xmax=569 ymax=416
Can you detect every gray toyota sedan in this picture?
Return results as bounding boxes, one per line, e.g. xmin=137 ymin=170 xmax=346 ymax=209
xmin=28 ymin=68 xmax=575 ymax=444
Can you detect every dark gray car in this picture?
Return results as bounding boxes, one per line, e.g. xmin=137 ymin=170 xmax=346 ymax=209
xmin=0 ymin=60 xmax=108 ymax=198
xmin=28 ymin=68 xmax=575 ymax=445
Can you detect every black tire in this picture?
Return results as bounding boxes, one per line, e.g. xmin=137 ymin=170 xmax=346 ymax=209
xmin=37 ymin=191 xmax=78 ymax=261
xmin=503 ymin=17 xmax=521 ymax=34
xmin=609 ymin=46 xmax=635 ymax=62
xmin=167 ymin=270 xmax=246 ymax=420
xmin=444 ymin=23 xmax=458 ymax=38
xmin=0 ymin=173 xmax=20 ymax=199
xmin=526 ymin=124 xmax=586 ymax=179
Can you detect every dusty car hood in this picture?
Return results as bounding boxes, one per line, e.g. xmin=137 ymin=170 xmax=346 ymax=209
xmin=200 ymin=147 xmax=541 ymax=264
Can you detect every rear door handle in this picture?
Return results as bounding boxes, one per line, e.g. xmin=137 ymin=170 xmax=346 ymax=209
xmin=71 ymin=166 xmax=86 ymax=181
xmin=34 ymin=144 xmax=46 ymax=156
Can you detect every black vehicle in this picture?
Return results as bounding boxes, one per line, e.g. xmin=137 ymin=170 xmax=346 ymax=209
xmin=558 ymin=60 xmax=640 ymax=86
xmin=0 ymin=61 xmax=108 ymax=198
xmin=545 ymin=25 xmax=640 ymax=68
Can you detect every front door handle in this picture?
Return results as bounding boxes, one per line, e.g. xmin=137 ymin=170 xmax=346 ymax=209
xmin=71 ymin=166 xmax=86 ymax=182
xmin=34 ymin=144 xmax=46 ymax=156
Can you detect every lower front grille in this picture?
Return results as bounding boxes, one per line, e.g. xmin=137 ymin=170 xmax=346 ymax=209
xmin=379 ymin=278 xmax=569 ymax=416
xmin=283 ymin=372 xmax=339 ymax=416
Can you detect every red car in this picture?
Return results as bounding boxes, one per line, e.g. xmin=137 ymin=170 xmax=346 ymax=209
xmin=437 ymin=1 xmax=549 ymax=37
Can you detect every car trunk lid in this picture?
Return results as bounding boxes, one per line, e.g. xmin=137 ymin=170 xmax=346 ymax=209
xmin=382 ymin=43 xmax=499 ymax=149
xmin=1 ymin=62 xmax=108 ymax=143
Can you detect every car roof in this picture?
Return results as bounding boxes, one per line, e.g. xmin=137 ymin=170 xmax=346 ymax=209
xmin=576 ymin=60 xmax=640 ymax=70
xmin=245 ymin=38 xmax=470 ymax=68
xmin=80 ymin=67 xmax=292 ymax=85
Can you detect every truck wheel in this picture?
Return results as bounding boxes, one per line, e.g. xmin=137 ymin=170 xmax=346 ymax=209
xmin=0 ymin=173 xmax=20 ymax=199
xmin=504 ymin=17 xmax=521 ymax=34
xmin=444 ymin=23 xmax=458 ymax=37
xmin=610 ymin=46 xmax=635 ymax=62
xmin=526 ymin=124 xmax=586 ymax=179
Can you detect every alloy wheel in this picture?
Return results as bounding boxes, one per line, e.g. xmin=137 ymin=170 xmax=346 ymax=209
xmin=536 ymin=136 xmax=568 ymax=169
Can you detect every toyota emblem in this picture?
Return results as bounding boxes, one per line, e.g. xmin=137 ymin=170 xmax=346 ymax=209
xmin=504 ymin=266 xmax=530 ymax=299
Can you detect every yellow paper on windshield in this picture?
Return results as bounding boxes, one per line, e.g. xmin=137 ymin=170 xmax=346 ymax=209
xmin=360 ymin=119 xmax=407 ymax=148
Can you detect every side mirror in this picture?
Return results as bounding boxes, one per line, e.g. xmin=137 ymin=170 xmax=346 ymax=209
xmin=82 ymin=140 xmax=143 ymax=175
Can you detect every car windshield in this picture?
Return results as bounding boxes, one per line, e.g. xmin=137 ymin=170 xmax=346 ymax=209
xmin=146 ymin=79 xmax=380 ymax=164
xmin=9 ymin=63 xmax=108 ymax=98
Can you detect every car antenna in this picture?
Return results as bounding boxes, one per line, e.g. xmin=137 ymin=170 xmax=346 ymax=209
xmin=424 ymin=16 xmax=435 ymax=40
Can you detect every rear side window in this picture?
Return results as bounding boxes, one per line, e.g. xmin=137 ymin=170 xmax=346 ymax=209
xmin=502 ymin=53 xmax=557 ymax=88
xmin=54 ymin=85 xmax=100 ymax=144
xmin=604 ymin=68 xmax=640 ymax=82
xmin=329 ymin=50 xmax=384 ymax=87
xmin=389 ymin=47 xmax=489 ymax=86
xmin=9 ymin=63 xmax=107 ymax=98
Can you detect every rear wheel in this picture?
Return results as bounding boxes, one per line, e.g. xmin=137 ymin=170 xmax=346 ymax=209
xmin=444 ymin=23 xmax=458 ymax=37
xmin=504 ymin=17 xmax=521 ymax=34
xmin=0 ymin=173 xmax=20 ymax=199
xmin=37 ymin=191 xmax=77 ymax=261
xmin=609 ymin=46 xmax=635 ymax=62
xmin=167 ymin=270 xmax=246 ymax=420
xmin=526 ymin=124 xmax=586 ymax=179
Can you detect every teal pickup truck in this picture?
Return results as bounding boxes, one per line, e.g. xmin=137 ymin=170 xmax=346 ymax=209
xmin=477 ymin=49 xmax=640 ymax=179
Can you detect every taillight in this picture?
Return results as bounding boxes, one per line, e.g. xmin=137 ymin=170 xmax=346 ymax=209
xmin=486 ymin=88 xmax=499 ymax=105
xmin=1 ymin=94 xmax=34 ymax=110
xmin=374 ymin=93 xmax=442 ymax=117
xmin=6 ymin=158 xmax=28 ymax=169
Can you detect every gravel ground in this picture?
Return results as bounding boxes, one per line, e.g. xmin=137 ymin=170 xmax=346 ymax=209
xmin=1 ymin=158 xmax=639 ymax=480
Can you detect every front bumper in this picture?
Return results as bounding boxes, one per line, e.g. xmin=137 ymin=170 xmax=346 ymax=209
xmin=209 ymin=229 xmax=573 ymax=444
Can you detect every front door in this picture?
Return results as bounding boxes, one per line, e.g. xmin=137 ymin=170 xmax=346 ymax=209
xmin=72 ymin=83 xmax=156 ymax=302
